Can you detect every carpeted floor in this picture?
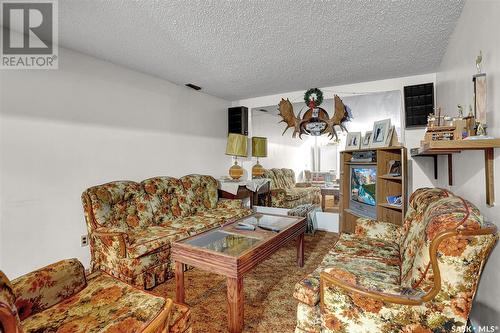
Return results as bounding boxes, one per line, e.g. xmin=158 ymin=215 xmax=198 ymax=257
xmin=153 ymin=231 xmax=338 ymax=332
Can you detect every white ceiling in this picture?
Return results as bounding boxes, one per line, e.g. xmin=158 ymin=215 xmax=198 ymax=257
xmin=58 ymin=0 xmax=464 ymax=101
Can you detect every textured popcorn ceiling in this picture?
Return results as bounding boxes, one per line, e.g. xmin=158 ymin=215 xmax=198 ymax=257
xmin=59 ymin=0 xmax=464 ymax=100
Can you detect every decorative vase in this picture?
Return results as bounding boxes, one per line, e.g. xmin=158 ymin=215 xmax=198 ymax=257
xmin=252 ymin=162 xmax=265 ymax=178
xmin=229 ymin=161 xmax=244 ymax=180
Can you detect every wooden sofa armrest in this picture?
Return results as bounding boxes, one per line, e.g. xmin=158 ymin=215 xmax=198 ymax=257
xmin=321 ymin=223 xmax=499 ymax=308
xmin=295 ymin=182 xmax=311 ymax=188
xmin=319 ymin=272 xmax=424 ymax=308
xmin=143 ymin=298 xmax=173 ymax=333
xmin=92 ymin=228 xmax=128 ymax=258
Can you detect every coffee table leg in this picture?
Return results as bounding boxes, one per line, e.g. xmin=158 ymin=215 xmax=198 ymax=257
xmin=227 ymin=276 xmax=244 ymax=333
xmin=297 ymin=232 xmax=304 ymax=267
xmin=175 ymin=261 xmax=185 ymax=304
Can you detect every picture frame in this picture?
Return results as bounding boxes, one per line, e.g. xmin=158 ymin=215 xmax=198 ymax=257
xmin=361 ymin=131 xmax=372 ymax=148
xmin=387 ymin=160 xmax=401 ymax=176
xmin=370 ymin=119 xmax=392 ymax=147
xmin=345 ymin=132 xmax=361 ymax=151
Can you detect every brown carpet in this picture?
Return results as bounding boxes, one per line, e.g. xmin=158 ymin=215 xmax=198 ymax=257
xmin=153 ymin=231 xmax=338 ymax=332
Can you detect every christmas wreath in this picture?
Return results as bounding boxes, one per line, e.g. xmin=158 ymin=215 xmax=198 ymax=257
xmin=304 ymin=88 xmax=323 ymax=108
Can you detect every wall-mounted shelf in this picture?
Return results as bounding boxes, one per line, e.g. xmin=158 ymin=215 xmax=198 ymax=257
xmin=411 ymin=139 xmax=500 ymax=206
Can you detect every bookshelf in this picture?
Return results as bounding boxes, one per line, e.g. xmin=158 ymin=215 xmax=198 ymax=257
xmin=339 ymin=146 xmax=408 ymax=233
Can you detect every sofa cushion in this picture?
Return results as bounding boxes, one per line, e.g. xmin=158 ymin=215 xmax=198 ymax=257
xmin=285 ymin=188 xmax=310 ymax=201
xmin=195 ymin=207 xmax=253 ymax=222
xmin=20 ymin=273 xmax=167 ymax=333
xmin=142 ymin=177 xmax=191 ymax=223
xmin=160 ymin=215 xmax=222 ymax=236
xmin=86 ymin=181 xmax=154 ymax=229
xmin=180 ymin=175 xmax=218 ymax=213
xmin=333 ymin=234 xmax=400 ymax=265
xmin=127 ymin=226 xmax=189 ymax=258
xmin=293 ymin=251 xmax=400 ymax=306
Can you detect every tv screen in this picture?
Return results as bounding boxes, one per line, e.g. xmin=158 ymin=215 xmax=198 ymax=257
xmin=350 ymin=167 xmax=376 ymax=206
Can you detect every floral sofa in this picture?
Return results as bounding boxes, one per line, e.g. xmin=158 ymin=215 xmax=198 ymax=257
xmin=293 ymin=188 xmax=498 ymax=333
xmin=263 ymin=168 xmax=321 ymax=208
xmin=0 ymin=259 xmax=192 ymax=333
xmin=82 ymin=174 xmax=252 ymax=290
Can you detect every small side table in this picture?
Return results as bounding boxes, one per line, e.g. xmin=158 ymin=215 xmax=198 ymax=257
xmin=218 ymin=185 xmax=254 ymax=208
xmin=218 ymin=179 xmax=271 ymax=208
xmin=252 ymin=181 xmax=271 ymax=207
xmin=321 ymin=187 xmax=340 ymax=212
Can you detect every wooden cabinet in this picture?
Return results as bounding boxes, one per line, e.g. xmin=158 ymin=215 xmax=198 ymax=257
xmin=340 ymin=147 xmax=408 ymax=233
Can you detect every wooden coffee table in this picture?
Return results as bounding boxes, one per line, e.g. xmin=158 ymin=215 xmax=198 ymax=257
xmin=172 ymin=213 xmax=306 ymax=333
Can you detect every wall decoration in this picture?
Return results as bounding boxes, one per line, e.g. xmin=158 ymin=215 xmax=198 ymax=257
xmin=345 ymin=132 xmax=361 ymax=151
xmin=370 ymin=119 xmax=392 ymax=147
xmin=361 ymin=131 xmax=372 ymax=148
xmin=278 ymin=88 xmax=351 ymax=140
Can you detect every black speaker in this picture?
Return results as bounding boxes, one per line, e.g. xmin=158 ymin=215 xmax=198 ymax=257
xmin=228 ymin=106 xmax=248 ymax=135
xmin=404 ymin=83 xmax=434 ymax=128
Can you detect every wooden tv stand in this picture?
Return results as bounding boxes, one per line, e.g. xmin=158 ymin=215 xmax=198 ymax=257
xmin=339 ymin=146 xmax=408 ymax=233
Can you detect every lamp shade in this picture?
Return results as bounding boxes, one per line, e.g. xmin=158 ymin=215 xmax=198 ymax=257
xmin=225 ymin=133 xmax=248 ymax=157
xmin=252 ymin=137 xmax=268 ymax=157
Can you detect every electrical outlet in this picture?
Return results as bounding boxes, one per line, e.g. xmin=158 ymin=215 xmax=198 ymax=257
xmin=81 ymin=234 xmax=89 ymax=247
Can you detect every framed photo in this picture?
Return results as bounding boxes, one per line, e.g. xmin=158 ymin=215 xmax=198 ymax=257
xmin=387 ymin=160 xmax=401 ymax=176
xmin=370 ymin=119 xmax=391 ymax=147
xmin=361 ymin=131 xmax=372 ymax=148
xmin=345 ymin=132 xmax=361 ymax=151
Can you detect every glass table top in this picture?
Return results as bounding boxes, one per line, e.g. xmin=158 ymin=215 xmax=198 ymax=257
xmin=181 ymin=214 xmax=301 ymax=256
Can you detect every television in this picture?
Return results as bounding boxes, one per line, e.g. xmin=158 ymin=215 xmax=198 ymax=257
xmin=349 ymin=165 xmax=377 ymax=219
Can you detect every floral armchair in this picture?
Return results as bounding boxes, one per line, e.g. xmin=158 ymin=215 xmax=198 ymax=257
xmin=263 ymin=168 xmax=321 ymax=208
xmin=82 ymin=174 xmax=252 ymax=289
xmin=0 ymin=259 xmax=192 ymax=333
xmin=293 ymin=188 xmax=498 ymax=333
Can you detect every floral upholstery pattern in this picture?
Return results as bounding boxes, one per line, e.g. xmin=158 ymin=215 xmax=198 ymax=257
xmin=0 ymin=270 xmax=20 ymax=331
xmin=294 ymin=188 xmax=498 ymax=333
xmin=354 ymin=218 xmax=401 ymax=243
xmin=83 ymin=174 xmax=252 ymax=289
xmin=12 ymin=259 xmax=87 ymax=321
xmin=1 ymin=259 xmax=191 ymax=333
xmin=180 ymin=174 xmax=218 ymax=213
xmin=264 ymin=168 xmax=321 ymax=208
xmin=142 ymin=177 xmax=191 ymax=222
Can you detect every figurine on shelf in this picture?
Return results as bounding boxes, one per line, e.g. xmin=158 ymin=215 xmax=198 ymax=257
xmin=477 ymin=122 xmax=487 ymax=136
xmin=476 ymin=50 xmax=483 ymax=74
xmin=457 ymin=104 xmax=464 ymax=118
xmin=427 ymin=113 xmax=436 ymax=128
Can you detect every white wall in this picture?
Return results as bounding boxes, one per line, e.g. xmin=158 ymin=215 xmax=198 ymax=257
xmin=233 ymin=73 xmax=438 ymax=192
xmin=434 ymin=0 xmax=500 ymax=327
xmin=0 ymin=47 xmax=230 ymax=278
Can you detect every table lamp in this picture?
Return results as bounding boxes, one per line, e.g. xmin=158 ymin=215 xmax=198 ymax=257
xmin=251 ymin=136 xmax=267 ymax=178
xmin=225 ymin=133 xmax=248 ymax=180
